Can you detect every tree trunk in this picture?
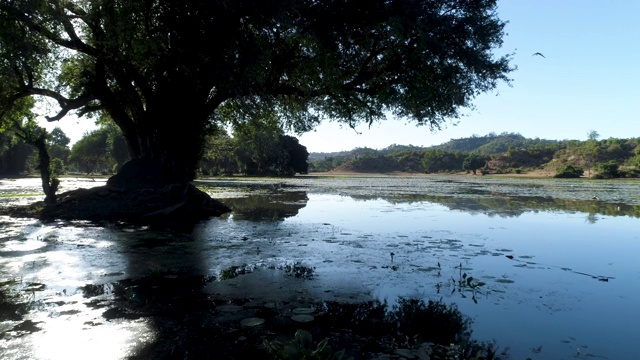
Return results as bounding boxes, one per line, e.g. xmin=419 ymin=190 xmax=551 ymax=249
xmin=112 ymin=103 xmax=209 ymax=187
xmin=33 ymin=136 xmax=58 ymax=205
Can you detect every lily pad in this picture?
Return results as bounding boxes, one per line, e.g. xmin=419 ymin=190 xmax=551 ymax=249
xmin=240 ymin=317 xmax=265 ymax=327
xmin=292 ymin=307 xmax=315 ymax=315
xmin=496 ymin=278 xmax=515 ymax=284
xmin=291 ymin=314 xmax=314 ymax=323
xmin=216 ymin=304 xmax=243 ymax=312
xmin=264 ymin=302 xmax=277 ymax=309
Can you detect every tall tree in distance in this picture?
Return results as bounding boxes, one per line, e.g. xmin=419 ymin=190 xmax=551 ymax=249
xmin=584 ymin=130 xmax=601 ymax=177
xmin=47 ymin=127 xmax=71 ymax=170
xmin=463 ymin=153 xmax=487 ymax=175
xmin=49 ymin=127 xmax=70 ymax=147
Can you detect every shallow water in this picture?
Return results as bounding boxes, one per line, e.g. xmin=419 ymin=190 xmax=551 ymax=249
xmin=1 ymin=175 xmax=639 ymax=359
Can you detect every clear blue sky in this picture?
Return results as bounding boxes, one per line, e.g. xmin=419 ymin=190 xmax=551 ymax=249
xmin=298 ymin=0 xmax=640 ymax=152
xmin=41 ymin=1 xmax=640 ymax=153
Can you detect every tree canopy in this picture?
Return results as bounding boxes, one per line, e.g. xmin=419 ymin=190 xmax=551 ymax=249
xmin=0 ymin=0 xmax=512 ymax=184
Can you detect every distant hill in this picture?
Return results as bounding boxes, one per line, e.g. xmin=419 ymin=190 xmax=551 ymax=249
xmin=431 ymin=132 xmax=563 ymax=155
xmin=307 ymin=151 xmax=351 ymax=162
xmin=308 ymin=132 xmax=640 ymax=178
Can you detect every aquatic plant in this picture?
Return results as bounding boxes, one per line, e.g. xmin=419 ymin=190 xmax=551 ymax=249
xmin=387 ymin=298 xmax=506 ymax=359
xmin=270 ymin=329 xmax=351 ymax=360
xmin=0 ymin=279 xmax=29 ymax=321
xmin=283 ymin=262 xmax=315 ymax=279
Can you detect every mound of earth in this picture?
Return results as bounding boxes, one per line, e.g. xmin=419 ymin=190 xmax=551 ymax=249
xmin=2 ymin=158 xmax=231 ymax=223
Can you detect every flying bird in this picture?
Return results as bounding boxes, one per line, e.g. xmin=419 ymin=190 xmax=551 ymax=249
xmin=532 ymin=52 xmax=546 ymax=58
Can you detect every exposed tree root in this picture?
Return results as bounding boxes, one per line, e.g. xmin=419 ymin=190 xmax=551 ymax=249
xmin=2 ymin=182 xmax=231 ymax=224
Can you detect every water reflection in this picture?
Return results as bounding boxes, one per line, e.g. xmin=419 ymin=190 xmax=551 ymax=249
xmin=222 ymin=191 xmax=308 ymax=221
xmin=357 ymin=193 xmax=640 ymax=220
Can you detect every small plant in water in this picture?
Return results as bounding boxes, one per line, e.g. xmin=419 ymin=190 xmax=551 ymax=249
xmin=270 ymin=329 xmax=351 ymax=360
xmin=283 ymin=262 xmax=315 ymax=279
xmin=444 ymin=263 xmax=488 ymax=303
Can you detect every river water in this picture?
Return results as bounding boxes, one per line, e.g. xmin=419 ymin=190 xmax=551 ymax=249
xmin=1 ymin=175 xmax=639 ymax=359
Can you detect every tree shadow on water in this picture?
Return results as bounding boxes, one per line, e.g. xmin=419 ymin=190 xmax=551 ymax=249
xmin=221 ymin=191 xmax=308 ymax=222
xmin=76 ymin=261 xmax=506 ymax=359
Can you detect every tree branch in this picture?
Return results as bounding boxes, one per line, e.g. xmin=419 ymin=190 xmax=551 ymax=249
xmin=12 ymin=87 xmax=95 ymax=121
xmin=1 ymin=3 xmax=98 ymax=56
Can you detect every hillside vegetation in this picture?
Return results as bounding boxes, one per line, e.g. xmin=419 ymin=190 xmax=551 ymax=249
xmin=309 ymin=133 xmax=640 ymax=178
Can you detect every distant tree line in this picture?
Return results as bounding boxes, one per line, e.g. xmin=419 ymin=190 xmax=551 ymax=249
xmin=0 ymin=126 xmax=71 ymax=177
xmin=5 ymin=129 xmax=638 ymax=180
xmin=308 ymin=133 xmax=640 ymax=178
xmin=1 ymin=118 xmax=308 ymax=179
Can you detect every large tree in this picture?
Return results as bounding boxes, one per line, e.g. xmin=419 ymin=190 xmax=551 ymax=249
xmin=0 ymin=0 xmax=512 ymax=220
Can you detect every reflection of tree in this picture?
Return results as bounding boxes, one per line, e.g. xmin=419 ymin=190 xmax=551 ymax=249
xmin=222 ymin=191 xmax=308 ymax=221
xmin=586 ymin=213 xmax=598 ymax=224
xmin=350 ymin=193 xmax=640 ymax=219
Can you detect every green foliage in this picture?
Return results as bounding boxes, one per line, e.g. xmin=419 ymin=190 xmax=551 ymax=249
xmin=67 ymin=124 xmax=129 ymax=174
xmin=0 ymin=135 xmax=33 ymax=176
xmin=388 ymin=150 xmax=426 ymax=172
xmin=104 ymin=123 xmax=130 ymax=170
xmin=307 ymin=133 xmax=640 ymax=176
xmin=337 ymin=155 xmax=399 ymax=173
xmin=232 ymin=117 xmax=309 ymax=176
xmin=201 ymin=131 xmax=238 ymax=176
xmin=272 ymin=330 xmax=350 ymax=360
xmin=49 ymin=127 xmax=70 ymax=147
xmin=554 ymin=165 xmax=584 ymax=178
xmin=379 ymin=144 xmax=425 ymax=156
xmin=48 ymin=144 xmax=70 ymax=164
xmin=68 ymin=129 xmax=111 ymax=174
xmin=1 ymin=0 xmax=513 ymax=183
xmin=433 ymin=133 xmax=504 ymax=153
xmin=462 ymin=154 xmax=487 ymax=174
xmin=279 ymin=135 xmax=309 ymax=175
xmin=308 ymin=155 xmax=351 ymax=172
xmin=199 ymin=123 xmax=308 ymax=177
xmin=422 ymin=149 xmax=466 ymax=173
xmin=50 ymin=158 xmax=65 ymax=176
xmin=594 ymin=161 xmax=619 ymax=179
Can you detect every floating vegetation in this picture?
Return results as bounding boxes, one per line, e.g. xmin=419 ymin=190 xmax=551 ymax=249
xmin=240 ymin=317 xmax=265 ymax=327
xmin=291 ymin=314 xmax=314 ymax=323
xmin=269 ymin=329 xmax=350 ymax=360
xmin=283 ymin=262 xmax=315 ymax=279
xmin=220 ymin=265 xmax=254 ymax=280
xmin=495 ymin=279 xmax=515 ymax=284
xmin=433 ymin=263 xmax=489 ymax=303
xmin=292 ymin=307 xmax=315 ymax=315
xmin=217 ymin=304 xmax=243 ymax=312
xmin=218 ymin=261 xmax=315 ymax=281
xmin=0 ymin=279 xmax=31 ymax=321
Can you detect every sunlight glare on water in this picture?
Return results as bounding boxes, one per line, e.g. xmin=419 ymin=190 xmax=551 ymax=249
xmin=30 ymin=313 xmax=153 ymax=360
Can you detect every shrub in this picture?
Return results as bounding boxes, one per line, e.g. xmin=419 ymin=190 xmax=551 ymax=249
xmin=50 ymin=158 xmax=66 ymax=176
xmin=554 ymin=165 xmax=583 ymax=178
xmin=594 ymin=161 xmax=619 ymax=179
xmin=619 ymin=168 xmax=640 ymax=178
